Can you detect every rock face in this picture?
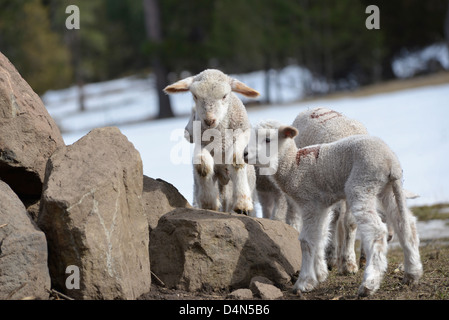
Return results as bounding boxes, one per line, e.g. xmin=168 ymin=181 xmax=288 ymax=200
xmin=142 ymin=176 xmax=191 ymax=232
xmin=38 ymin=127 xmax=151 ymax=300
xmin=0 ymin=52 xmax=64 ymax=198
xmin=150 ymin=208 xmax=301 ymax=292
xmin=0 ymin=180 xmax=51 ymax=300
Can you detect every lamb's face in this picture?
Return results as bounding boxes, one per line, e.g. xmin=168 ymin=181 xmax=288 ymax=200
xmin=190 ymin=79 xmax=231 ymax=129
xmin=164 ymin=68 xmax=260 ymax=129
xmin=244 ymin=123 xmax=299 ymax=175
xmin=244 ymin=127 xmax=279 ymax=170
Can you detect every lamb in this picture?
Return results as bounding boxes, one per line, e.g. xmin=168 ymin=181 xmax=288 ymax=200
xmin=244 ymin=121 xmax=423 ymax=296
xmin=293 ymin=108 xmax=373 ymax=273
xmin=164 ymin=69 xmax=259 ymax=215
xmin=256 ymin=108 xmax=370 ymax=273
xmin=254 ymin=121 xmax=302 ymax=230
xmin=258 ymin=108 xmax=407 ymax=275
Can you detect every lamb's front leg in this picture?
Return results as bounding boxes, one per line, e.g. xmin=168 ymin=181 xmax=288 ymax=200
xmin=293 ymin=237 xmax=318 ymax=294
xmin=229 ymin=163 xmax=253 ymax=214
xmin=229 ymin=130 xmax=253 ymax=214
xmin=293 ymin=204 xmax=329 ymax=293
xmin=193 ymin=149 xmax=220 ymax=210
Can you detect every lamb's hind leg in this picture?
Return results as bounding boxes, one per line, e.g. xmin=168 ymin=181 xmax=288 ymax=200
xmin=349 ymin=196 xmax=388 ymax=297
xmin=293 ymin=204 xmax=330 ymax=293
xmin=336 ymin=201 xmax=359 ymax=275
xmin=325 ymin=204 xmax=339 ymax=270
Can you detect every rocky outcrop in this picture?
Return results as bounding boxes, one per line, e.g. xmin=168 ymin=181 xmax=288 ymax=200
xmin=38 ymin=127 xmax=151 ymax=300
xmin=0 ymin=53 xmax=304 ymax=301
xmin=0 ymin=180 xmax=51 ymax=300
xmin=0 ymin=52 xmax=64 ymax=199
xmin=150 ymin=208 xmax=301 ymax=292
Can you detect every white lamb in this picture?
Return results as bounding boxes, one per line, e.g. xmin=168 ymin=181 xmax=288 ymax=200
xmin=164 ymin=69 xmax=259 ymax=214
xmin=293 ymin=108 xmax=372 ymax=273
xmin=256 ymin=108 xmax=369 ymax=273
xmin=258 ymin=108 xmax=403 ymax=274
xmin=244 ymin=121 xmax=423 ymax=296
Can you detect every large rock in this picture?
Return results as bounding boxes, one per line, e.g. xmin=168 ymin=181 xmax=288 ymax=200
xmin=150 ymin=208 xmax=301 ymax=292
xmin=142 ymin=175 xmax=191 ymax=231
xmin=0 ymin=180 xmax=51 ymax=300
xmin=38 ymin=127 xmax=151 ymax=300
xmin=0 ymin=52 xmax=64 ymax=198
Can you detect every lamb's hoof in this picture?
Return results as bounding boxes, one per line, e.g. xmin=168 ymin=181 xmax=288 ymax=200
xmin=357 ymin=285 xmax=372 ymax=298
xmin=358 ymin=278 xmax=380 ymax=297
xmin=293 ymin=278 xmax=317 ymax=293
xmin=233 ymin=196 xmax=253 ymax=215
xmin=291 ymin=287 xmax=304 ymax=298
xmin=402 ymin=272 xmax=420 ymax=285
xmin=234 ymin=209 xmax=248 ymax=215
xmin=338 ymin=261 xmax=359 ymax=275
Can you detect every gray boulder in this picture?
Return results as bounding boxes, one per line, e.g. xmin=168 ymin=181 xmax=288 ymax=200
xmin=0 ymin=180 xmax=51 ymax=299
xmin=150 ymin=208 xmax=301 ymax=292
xmin=0 ymin=52 xmax=64 ymax=198
xmin=38 ymin=127 xmax=151 ymax=300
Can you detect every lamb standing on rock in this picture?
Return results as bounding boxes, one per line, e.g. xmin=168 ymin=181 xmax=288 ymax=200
xmin=244 ymin=122 xmax=423 ymax=296
xmin=164 ymin=69 xmax=259 ymax=214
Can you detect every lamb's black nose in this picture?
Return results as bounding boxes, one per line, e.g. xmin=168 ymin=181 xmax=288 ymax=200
xmin=243 ymin=150 xmax=248 ymax=163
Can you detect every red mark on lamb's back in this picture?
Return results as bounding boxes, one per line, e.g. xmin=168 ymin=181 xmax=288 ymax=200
xmin=310 ymin=108 xmax=342 ymax=124
xmin=296 ymin=146 xmax=320 ymax=166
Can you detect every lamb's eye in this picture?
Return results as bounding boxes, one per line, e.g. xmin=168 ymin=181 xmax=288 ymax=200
xmin=222 ymin=94 xmax=227 ymax=100
xmin=265 ymin=137 xmax=271 ymax=143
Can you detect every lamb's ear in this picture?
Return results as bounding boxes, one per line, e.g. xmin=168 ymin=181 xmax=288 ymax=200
xmin=279 ymin=126 xmax=298 ymax=139
xmin=230 ymin=79 xmax=260 ymax=98
xmin=163 ymin=76 xmax=194 ymax=94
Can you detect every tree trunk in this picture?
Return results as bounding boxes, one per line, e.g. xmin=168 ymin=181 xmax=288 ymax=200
xmin=143 ymin=0 xmax=174 ymax=119
xmin=264 ymin=62 xmax=271 ymax=105
xmin=66 ymin=30 xmax=85 ymax=111
xmin=445 ymin=0 xmax=449 ymax=50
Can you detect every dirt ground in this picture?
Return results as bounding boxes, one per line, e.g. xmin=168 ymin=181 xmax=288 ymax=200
xmin=140 ymin=239 xmax=449 ymax=301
